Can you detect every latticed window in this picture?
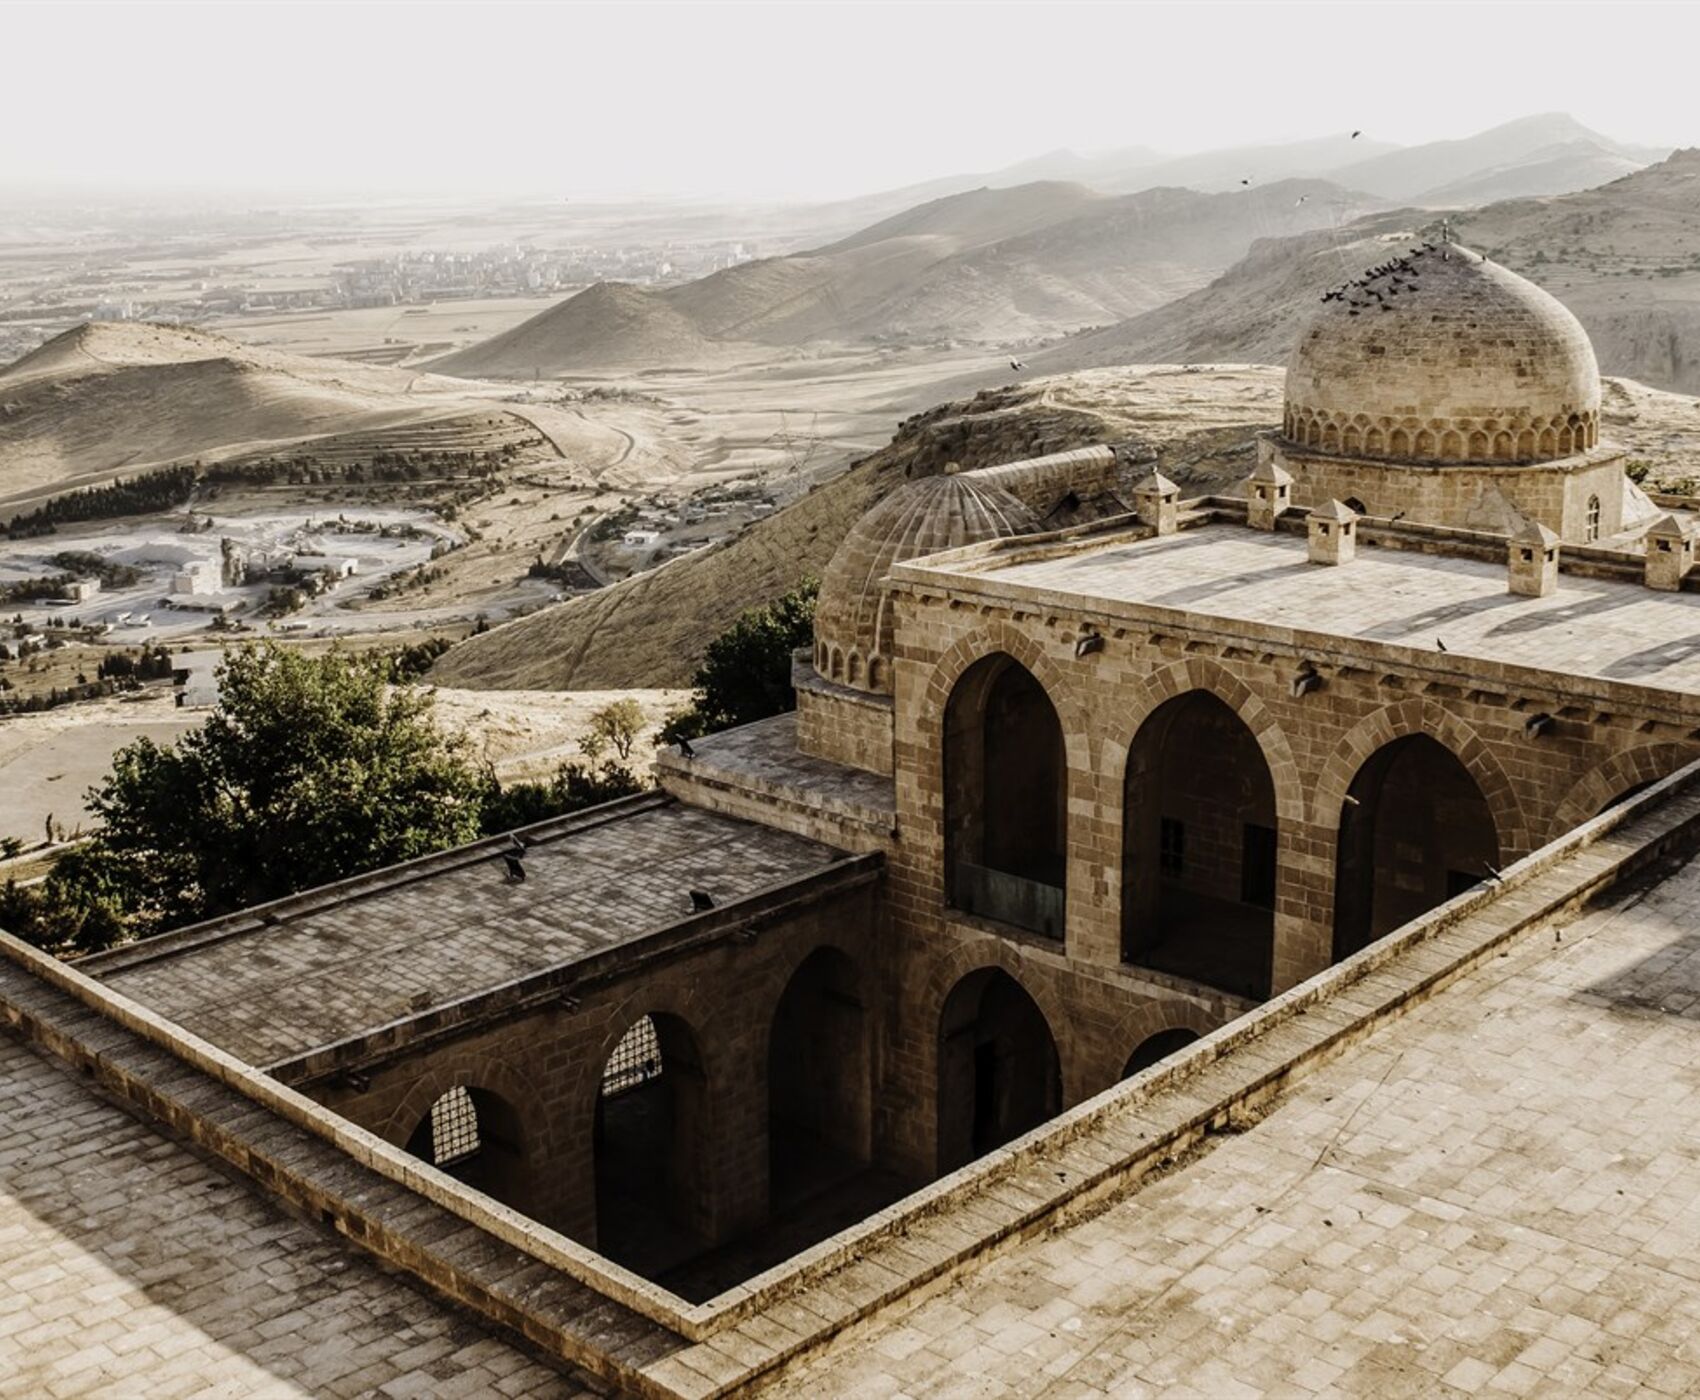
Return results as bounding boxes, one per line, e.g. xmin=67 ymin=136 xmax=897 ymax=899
xmin=601 ymin=1016 xmax=663 ymax=1098
xmin=428 ymin=1085 xmax=481 ymax=1166
xmin=1585 ymin=495 xmax=1601 ymax=542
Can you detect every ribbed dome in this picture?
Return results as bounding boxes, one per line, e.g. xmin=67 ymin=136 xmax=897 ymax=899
xmin=1282 ymin=243 xmax=1601 ymax=466
xmin=815 ymin=472 xmax=1039 ymax=693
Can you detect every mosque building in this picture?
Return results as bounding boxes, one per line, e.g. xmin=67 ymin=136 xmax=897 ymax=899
xmin=7 ymin=241 xmax=1700 ymax=1395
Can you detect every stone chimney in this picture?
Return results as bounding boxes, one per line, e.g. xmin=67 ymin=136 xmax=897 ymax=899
xmin=1245 ymin=459 xmax=1294 ymax=531
xmin=1644 ymin=513 xmax=1696 ymax=591
xmin=1131 ymin=470 xmax=1180 ymax=536
xmin=1508 ymin=516 xmax=1560 ymax=597
xmin=1307 ymin=499 xmax=1358 ymax=565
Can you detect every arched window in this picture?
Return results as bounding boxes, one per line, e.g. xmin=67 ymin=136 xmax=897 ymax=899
xmin=944 ymin=655 xmax=1067 ymax=938
xmin=1122 ymin=691 xmax=1277 ymax=999
xmin=1123 ymin=1027 xmax=1201 ymax=1079
xmin=937 ymin=967 xmax=1060 ymax=1172
xmin=1585 ymin=494 xmax=1602 ymax=543
xmin=594 ymin=1013 xmax=709 ymax=1275
xmin=405 ymin=1085 xmax=528 ymax=1209
xmin=1333 ymin=735 xmax=1498 ymax=962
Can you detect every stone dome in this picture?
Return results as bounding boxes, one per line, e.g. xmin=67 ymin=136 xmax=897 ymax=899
xmin=1282 ymin=243 xmax=1601 ymax=466
xmin=814 ymin=472 xmax=1039 ymax=693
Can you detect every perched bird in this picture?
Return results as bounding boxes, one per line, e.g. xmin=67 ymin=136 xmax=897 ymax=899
xmin=677 ymin=737 xmax=695 ymax=759
xmin=1436 ymin=637 xmax=1449 ymax=653
xmin=1239 ymin=178 xmax=1251 ymax=186
xmin=1009 ymin=358 xmax=1026 ymax=371
xmin=503 ymin=853 xmax=526 ymax=884
xmin=1351 ymin=130 xmax=1362 ymax=138
xmin=689 ymin=889 xmax=715 ymax=912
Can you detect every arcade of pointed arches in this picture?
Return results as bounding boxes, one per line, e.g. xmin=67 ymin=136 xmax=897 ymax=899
xmin=1282 ymin=403 xmax=1600 ymax=463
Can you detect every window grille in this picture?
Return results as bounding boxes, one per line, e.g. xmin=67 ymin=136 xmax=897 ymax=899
xmin=1585 ymin=495 xmax=1601 ymax=543
xmin=601 ymin=1016 xmax=663 ymax=1098
xmin=429 ymin=1085 xmax=480 ymax=1166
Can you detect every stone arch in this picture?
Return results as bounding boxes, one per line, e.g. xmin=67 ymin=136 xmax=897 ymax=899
xmin=592 ymin=1005 xmax=716 ymax=1274
xmin=1098 ymin=998 xmax=1218 ymax=1092
xmin=1124 ymin=1027 xmax=1202 ymax=1078
xmin=765 ymin=944 xmax=872 ymax=1207
xmin=1440 ymin=429 xmax=1463 ymax=460
xmin=1390 ymin=427 xmax=1411 ymax=456
xmin=1517 ymin=428 xmax=1535 ymax=459
xmin=1309 ymin=700 xmax=1531 ymax=854
xmin=829 ymin=646 xmax=844 ymax=681
xmin=1468 ymin=429 xmax=1489 ymax=460
xmin=1415 ymin=429 xmax=1436 ymax=458
xmin=1321 ymin=422 xmax=1340 ymax=452
xmin=1558 ymin=426 xmax=1575 ymax=455
xmin=389 ymin=1055 xmax=552 ymax=1221
xmin=1103 ymin=658 xmax=1306 ymax=833
xmin=847 ymin=651 xmax=863 ymax=686
xmin=1365 ymin=425 xmax=1385 ymax=454
xmin=1585 ymin=493 xmax=1602 ymax=543
xmin=935 ymin=963 xmax=1062 ymax=1173
xmin=1538 ymin=426 xmax=1558 ymax=456
xmin=867 ymin=656 xmax=885 ymax=690
xmin=1493 ymin=430 xmax=1513 ymax=461
xmin=1119 ymin=686 xmax=1282 ymax=999
xmin=1342 ymin=425 xmax=1362 ymax=453
xmin=1550 ymin=743 xmax=1697 ymax=840
xmin=942 ymin=651 xmax=1070 ymax=937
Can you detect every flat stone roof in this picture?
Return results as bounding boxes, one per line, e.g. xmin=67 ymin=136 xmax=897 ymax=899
xmin=776 ymin=824 xmax=1700 ymax=1397
xmin=0 ymin=1032 xmax=586 ymax=1398
xmin=909 ymin=524 xmax=1700 ymax=700
xmin=91 ymin=796 xmax=844 ymax=1066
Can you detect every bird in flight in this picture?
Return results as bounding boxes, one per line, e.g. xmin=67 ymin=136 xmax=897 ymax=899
xmin=1352 ymin=130 xmax=1362 ymax=138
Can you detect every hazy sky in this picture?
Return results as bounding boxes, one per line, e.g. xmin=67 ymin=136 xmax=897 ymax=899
xmin=8 ymin=1 xmax=1698 ymax=201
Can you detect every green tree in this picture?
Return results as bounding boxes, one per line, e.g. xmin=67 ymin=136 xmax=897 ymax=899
xmin=660 ymin=578 xmax=818 ymax=745
xmin=20 ymin=643 xmax=488 ymax=947
xmin=478 ymin=758 xmax=643 ymax=836
xmin=579 ymin=698 xmax=646 ymax=763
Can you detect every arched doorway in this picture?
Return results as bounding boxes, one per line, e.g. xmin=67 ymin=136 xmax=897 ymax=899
xmin=943 ymin=654 xmax=1067 ymax=938
xmin=1333 ymin=735 xmax=1498 ymax=961
xmin=405 ymin=1084 xmax=529 ymax=1208
xmin=593 ymin=1013 xmax=709 ymax=1276
xmin=1123 ymin=1027 xmax=1201 ymax=1079
xmin=768 ymin=947 xmax=871 ymax=1210
xmin=1122 ymin=691 xmax=1278 ymax=998
xmin=937 ymin=968 xmax=1061 ymax=1173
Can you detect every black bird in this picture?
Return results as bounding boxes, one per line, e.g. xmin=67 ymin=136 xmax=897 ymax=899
xmin=503 ymin=854 xmax=526 ymax=883
xmin=1010 ymin=358 xmax=1026 ymax=371
xmin=1436 ymin=637 xmax=1449 ymax=653
xmin=678 ymin=737 xmax=695 ymax=759
xmin=1351 ymin=130 xmax=1362 ymax=138
xmin=1240 ymin=178 xmax=1251 ymax=186
xmin=689 ymin=889 xmax=714 ymax=912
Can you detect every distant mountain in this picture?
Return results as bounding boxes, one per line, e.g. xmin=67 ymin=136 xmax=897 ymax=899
xmin=1028 ymin=148 xmax=1700 ymax=396
xmin=437 ymin=178 xmax=1385 ymax=377
xmin=1416 ymin=139 xmax=1645 ymax=206
xmin=1325 ymin=112 xmax=1666 ymax=203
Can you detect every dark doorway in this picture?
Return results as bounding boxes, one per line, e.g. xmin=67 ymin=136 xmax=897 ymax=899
xmin=767 ymin=947 xmax=871 ymax=1211
xmin=937 ymin=968 xmax=1061 ymax=1172
xmin=405 ymin=1085 xmax=529 ymax=1210
xmin=593 ymin=1013 xmax=709 ymax=1278
xmin=1123 ymin=1028 xmax=1202 ymax=1078
xmin=944 ymin=655 xmax=1067 ymax=938
xmin=1333 ymin=735 xmax=1499 ymax=962
xmin=1123 ymin=691 xmax=1278 ymax=998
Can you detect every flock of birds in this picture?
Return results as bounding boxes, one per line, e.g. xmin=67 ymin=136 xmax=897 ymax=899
xmin=1317 ymin=243 xmax=1448 ymax=315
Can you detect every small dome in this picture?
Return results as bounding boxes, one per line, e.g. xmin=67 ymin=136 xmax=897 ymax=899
xmin=814 ymin=473 xmax=1039 ymax=693
xmin=1282 ymin=243 xmax=1601 ymax=466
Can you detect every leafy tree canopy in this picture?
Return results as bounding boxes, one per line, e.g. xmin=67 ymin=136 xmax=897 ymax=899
xmin=660 ymin=578 xmax=817 ymax=745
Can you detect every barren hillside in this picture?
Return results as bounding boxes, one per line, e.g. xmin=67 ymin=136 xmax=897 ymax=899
xmin=0 ymin=322 xmax=520 ymax=511
xmin=434 ymin=180 xmax=1384 ymax=379
xmin=428 ymin=365 xmax=1291 ymax=691
xmin=1030 ymin=150 xmax=1700 ymax=396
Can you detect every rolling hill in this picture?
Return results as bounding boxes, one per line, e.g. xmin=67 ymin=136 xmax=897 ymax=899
xmin=0 ymin=322 xmax=522 ymax=513
xmin=435 ymin=178 xmax=1384 ymax=378
xmin=1028 ymin=148 xmax=1700 ymax=396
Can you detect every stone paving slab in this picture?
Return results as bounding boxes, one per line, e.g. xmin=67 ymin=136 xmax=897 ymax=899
xmin=768 ymin=835 xmax=1700 ymax=1396
xmin=0 ymin=1032 xmax=594 ymax=1399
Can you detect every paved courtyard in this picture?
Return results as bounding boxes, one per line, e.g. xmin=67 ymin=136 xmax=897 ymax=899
xmin=775 ymin=851 xmax=1700 ymax=1398
xmin=0 ymin=1033 xmax=590 ymax=1399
